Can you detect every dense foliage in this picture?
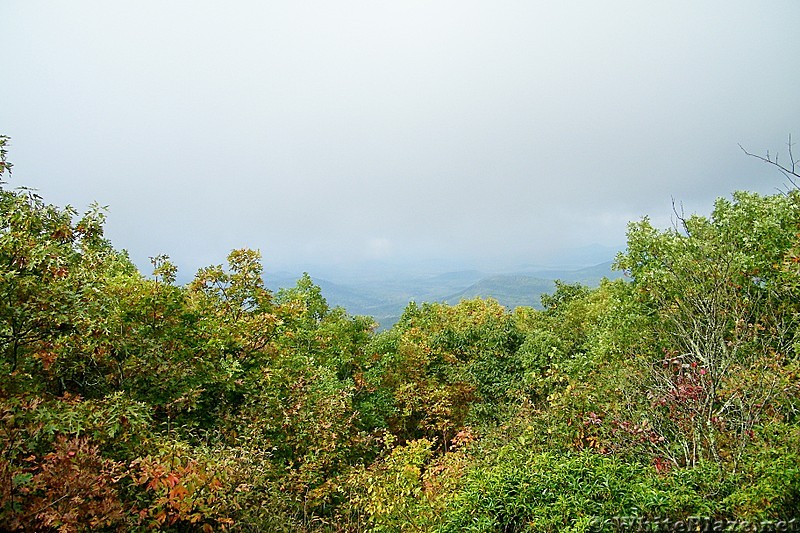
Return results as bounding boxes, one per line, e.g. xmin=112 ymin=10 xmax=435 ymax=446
xmin=1 ymin=135 xmax=798 ymax=531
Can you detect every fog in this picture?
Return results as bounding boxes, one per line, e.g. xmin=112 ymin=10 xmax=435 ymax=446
xmin=2 ymin=1 xmax=798 ymax=276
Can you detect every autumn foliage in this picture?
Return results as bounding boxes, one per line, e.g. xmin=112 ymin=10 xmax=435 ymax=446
xmin=1 ymin=135 xmax=799 ymax=530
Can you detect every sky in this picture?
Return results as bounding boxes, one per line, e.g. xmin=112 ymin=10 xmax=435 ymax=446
xmin=2 ymin=1 xmax=799 ymax=278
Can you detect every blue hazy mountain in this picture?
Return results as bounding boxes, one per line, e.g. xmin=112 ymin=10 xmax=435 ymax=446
xmin=265 ymin=257 xmax=624 ymax=330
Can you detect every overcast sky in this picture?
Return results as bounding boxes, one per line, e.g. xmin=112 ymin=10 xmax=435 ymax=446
xmin=2 ymin=1 xmax=799 ymax=276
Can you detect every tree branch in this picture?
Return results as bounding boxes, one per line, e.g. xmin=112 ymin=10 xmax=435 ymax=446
xmin=739 ymin=134 xmax=800 ymax=190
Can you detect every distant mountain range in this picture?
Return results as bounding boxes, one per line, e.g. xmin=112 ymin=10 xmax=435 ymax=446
xmin=266 ymin=260 xmax=625 ymax=330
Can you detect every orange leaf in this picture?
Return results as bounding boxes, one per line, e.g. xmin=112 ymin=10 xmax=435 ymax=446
xmin=165 ymin=472 xmax=180 ymax=488
xmin=170 ymin=485 xmax=189 ymax=500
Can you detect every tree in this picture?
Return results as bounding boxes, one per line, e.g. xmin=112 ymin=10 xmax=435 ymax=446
xmin=616 ymin=191 xmax=800 ymax=469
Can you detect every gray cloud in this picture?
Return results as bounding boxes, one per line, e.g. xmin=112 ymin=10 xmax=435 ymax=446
xmin=2 ymin=0 xmax=799 ymax=275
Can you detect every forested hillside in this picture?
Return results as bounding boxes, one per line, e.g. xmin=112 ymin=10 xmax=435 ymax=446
xmin=1 ymin=135 xmax=799 ymax=531
xmin=266 ymin=262 xmax=622 ymax=330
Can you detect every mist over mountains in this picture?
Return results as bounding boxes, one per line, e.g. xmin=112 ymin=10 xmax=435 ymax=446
xmin=265 ymin=244 xmax=625 ymax=328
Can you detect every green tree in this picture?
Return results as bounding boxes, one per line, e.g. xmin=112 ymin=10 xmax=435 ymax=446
xmin=616 ymin=191 xmax=800 ymax=469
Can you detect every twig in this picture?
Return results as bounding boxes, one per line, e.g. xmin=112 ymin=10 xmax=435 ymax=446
xmin=739 ymin=134 xmax=800 ymax=190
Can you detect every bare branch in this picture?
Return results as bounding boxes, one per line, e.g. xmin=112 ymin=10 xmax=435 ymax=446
xmin=739 ymin=134 xmax=800 ymax=190
xmin=671 ymin=197 xmax=689 ymax=234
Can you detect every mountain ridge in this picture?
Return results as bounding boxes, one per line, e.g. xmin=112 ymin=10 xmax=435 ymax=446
xmin=267 ymin=260 xmax=624 ymax=329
